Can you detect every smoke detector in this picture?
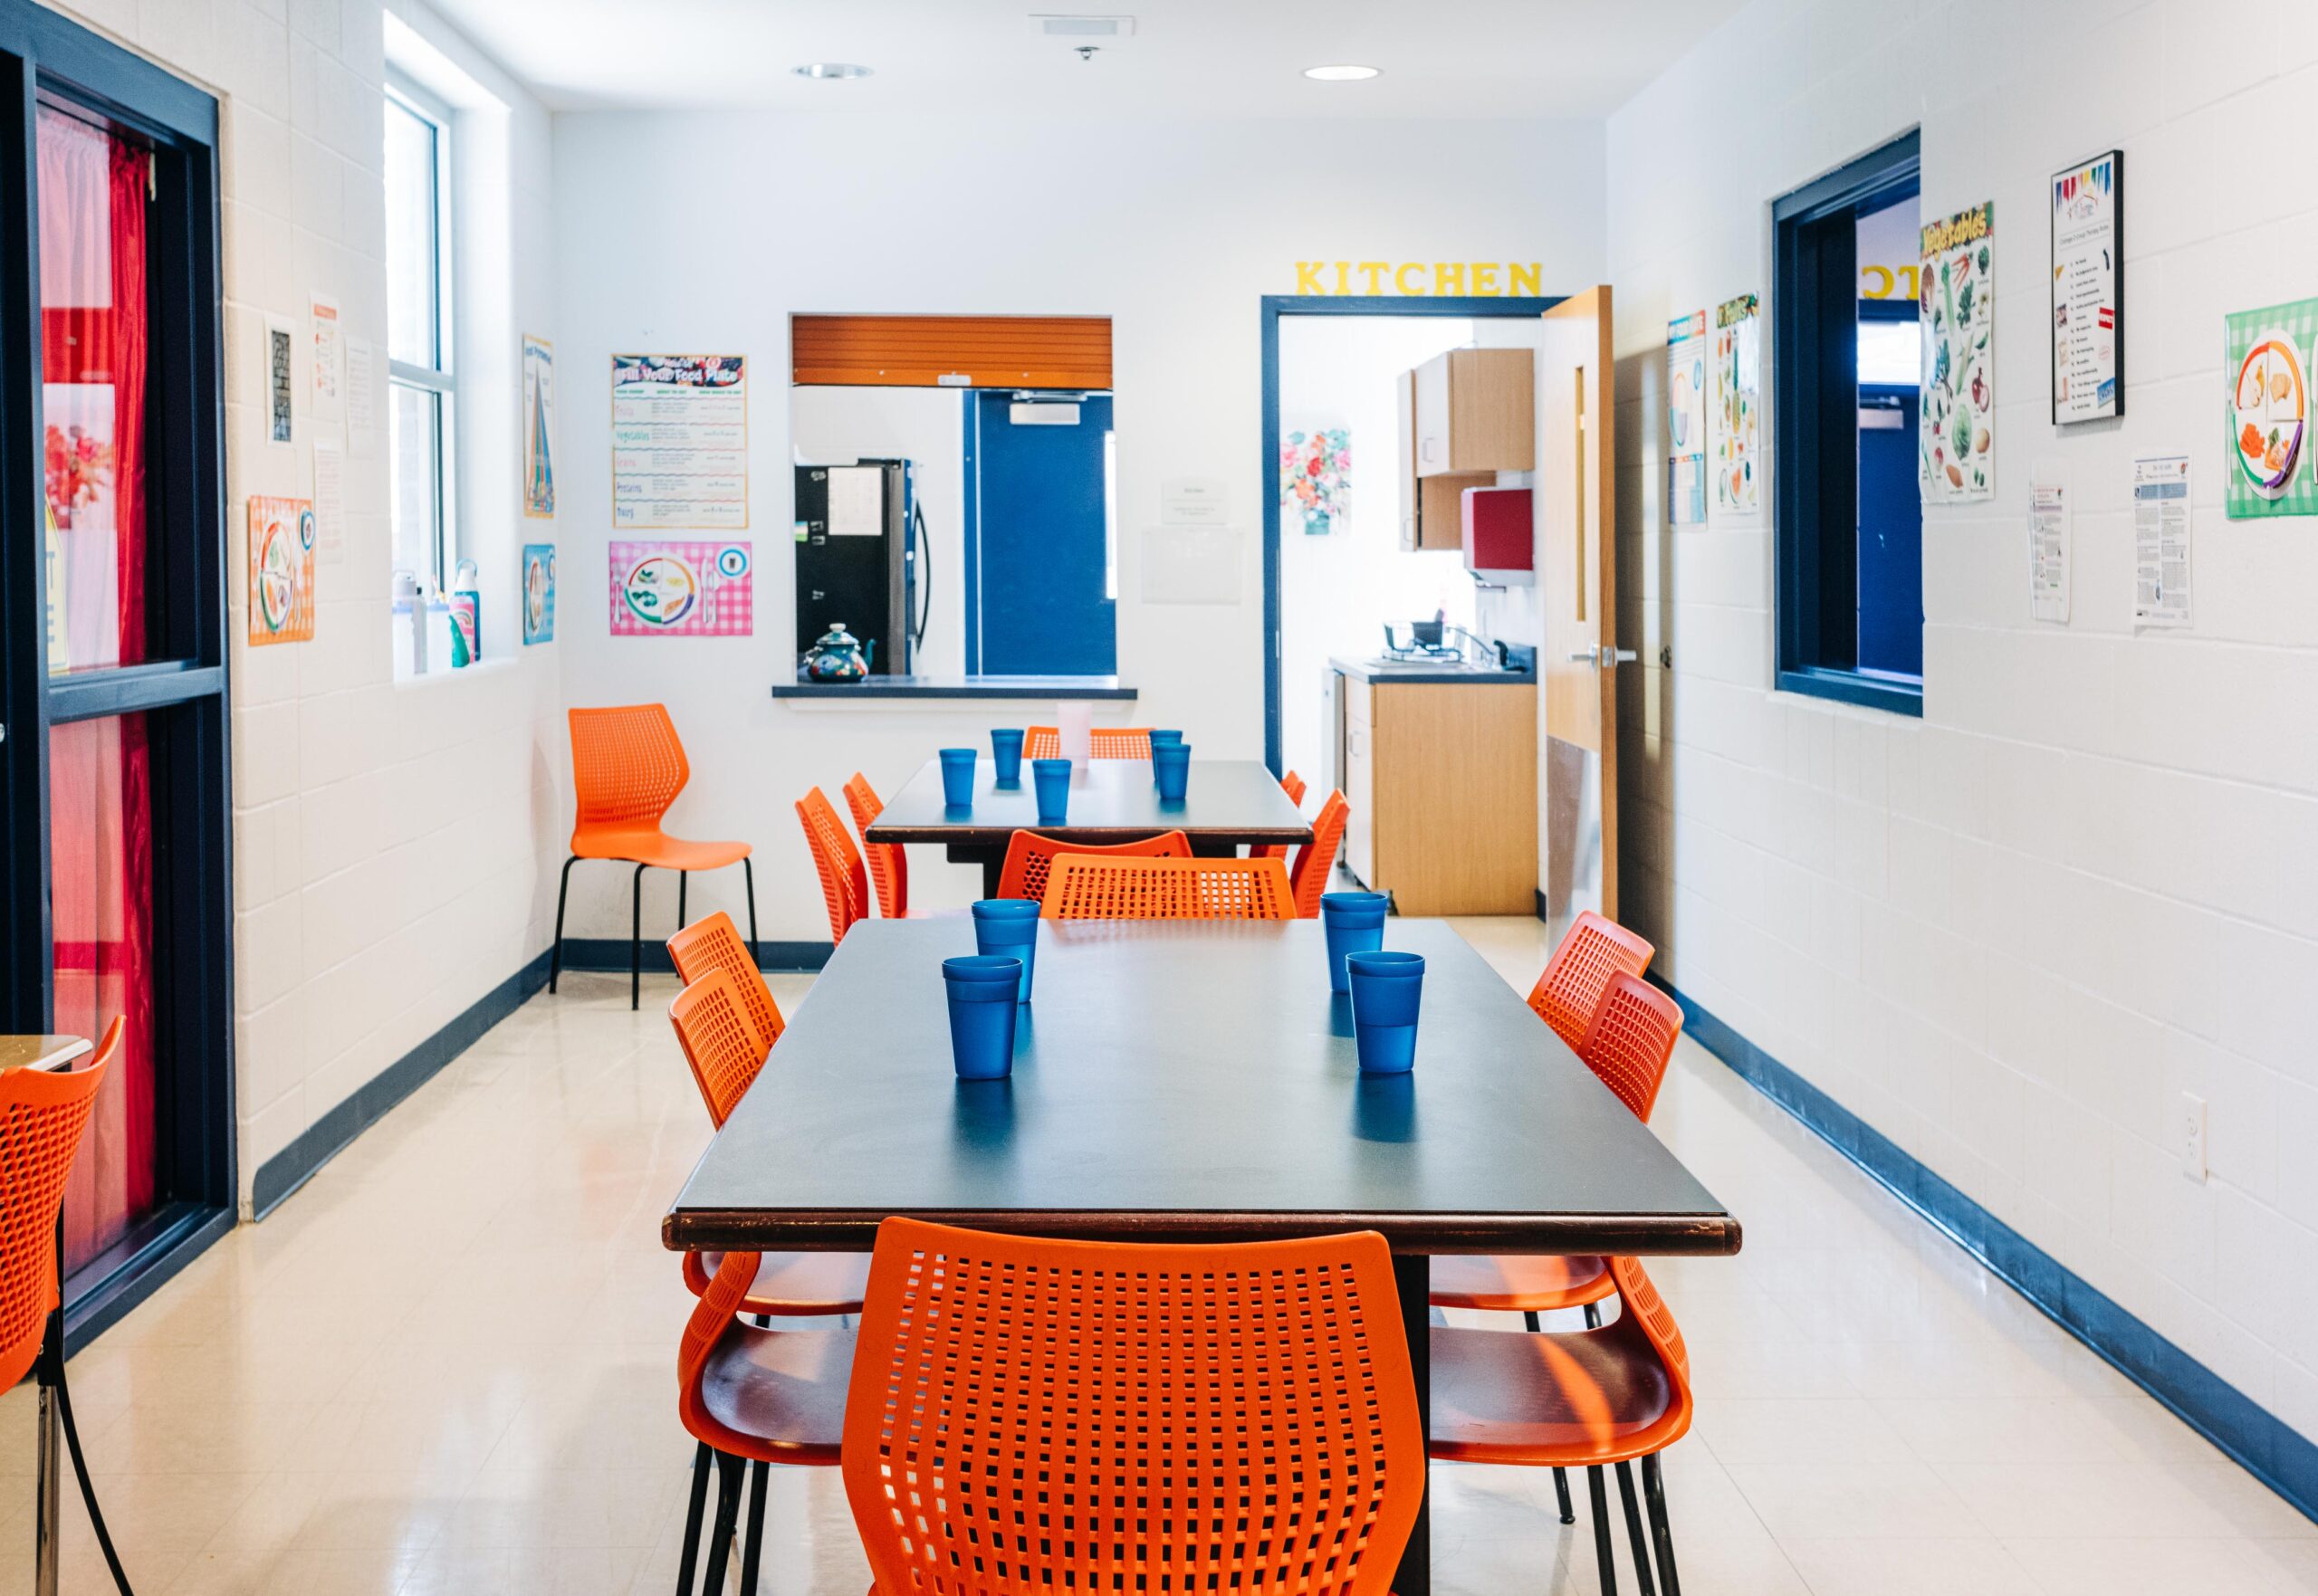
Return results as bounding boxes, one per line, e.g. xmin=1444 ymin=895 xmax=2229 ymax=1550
xmin=1029 ymin=14 xmax=1135 ymax=39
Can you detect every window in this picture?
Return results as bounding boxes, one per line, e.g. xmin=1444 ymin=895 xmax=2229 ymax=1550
xmin=385 ymin=76 xmax=454 ymax=596
xmin=1773 ymin=131 xmax=1923 ymax=715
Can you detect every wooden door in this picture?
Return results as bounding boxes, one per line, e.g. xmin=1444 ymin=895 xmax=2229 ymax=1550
xmin=1537 ymin=287 xmax=1624 ymax=941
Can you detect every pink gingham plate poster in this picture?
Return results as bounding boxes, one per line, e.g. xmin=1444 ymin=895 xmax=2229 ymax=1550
xmin=608 ymin=540 xmax=752 ymax=637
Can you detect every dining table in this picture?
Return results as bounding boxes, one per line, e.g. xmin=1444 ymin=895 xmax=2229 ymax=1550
xmin=863 ymin=753 xmax=1312 ymax=896
xmin=663 ymin=917 xmax=1740 ymax=1593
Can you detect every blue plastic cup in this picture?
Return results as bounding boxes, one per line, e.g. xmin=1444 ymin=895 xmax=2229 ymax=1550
xmin=943 ymin=955 xmax=1022 ymax=1079
xmin=1147 ymin=729 xmax=1183 ymax=747
xmin=1319 ymin=891 xmax=1389 ymax=993
xmin=938 ymin=748 xmax=977 ymax=808
xmin=972 ymin=899 xmax=1040 ymax=1002
xmin=1031 ymin=759 xmax=1072 ymax=824
xmin=1152 ymin=741 xmax=1191 ymax=801
xmin=1346 ymin=950 xmax=1424 ymax=1075
xmin=990 ymin=729 xmax=1025 ymax=787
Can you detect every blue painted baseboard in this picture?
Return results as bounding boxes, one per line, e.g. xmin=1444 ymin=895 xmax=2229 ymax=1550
xmin=1662 ymin=977 xmax=2318 ymax=1526
xmin=556 ymin=937 xmax=833 ymax=975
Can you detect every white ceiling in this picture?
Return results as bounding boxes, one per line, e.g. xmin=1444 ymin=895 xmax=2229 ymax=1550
xmin=421 ymin=0 xmax=1744 ymax=119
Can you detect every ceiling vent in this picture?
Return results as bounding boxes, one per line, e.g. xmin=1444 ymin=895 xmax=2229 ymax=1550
xmin=1029 ymin=14 xmax=1135 ymax=38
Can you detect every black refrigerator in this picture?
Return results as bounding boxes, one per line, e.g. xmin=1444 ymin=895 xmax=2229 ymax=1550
xmin=793 ymin=458 xmax=921 ymax=677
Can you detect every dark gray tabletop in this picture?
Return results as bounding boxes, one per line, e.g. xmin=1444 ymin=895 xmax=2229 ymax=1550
xmin=662 ymin=918 xmax=1738 ymax=1257
xmin=863 ymin=755 xmax=1312 ymax=847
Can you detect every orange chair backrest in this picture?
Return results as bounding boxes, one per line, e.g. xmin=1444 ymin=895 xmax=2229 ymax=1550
xmin=842 ymin=773 xmax=908 ymax=919
xmin=667 ymin=970 xmax=765 ymax=1129
xmin=841 ymin=1217 xmax=1423 ymax=1596
xmin=796 ymin=787 xmax=867 ymax=943
xmin=1022 ymin=726 xmax=1151 ymax=760
xmin=1528 ymin=909 xmax=1655 ymax=1049
xmin=667 ymin=912 xmax=783 ymax=1060
xmin=993 ymin=827 xmax=1192 ymax=903
xmin=1041 ymin=853 xmax=1294 ymax=921
xmin=1577 ymin=971 xmax=1683 ymax=1123
xmin=1288 ymin=789 xmax=1351 ymax=916
xmin=0 ymin=1018 xmax=114 ymax=1391
xmin=1281 ymin=768 xmax=1307 ymax=807
xmin=1256 ymin=769 xmax=1307 ymax=860
xmin=569 ymin=704 xmax=688 ymax=840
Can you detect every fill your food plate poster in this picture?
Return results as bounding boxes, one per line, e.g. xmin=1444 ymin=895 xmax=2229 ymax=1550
xmin=1666 ymin=311 xmax=1709 ymax=524
xmin=610 ymin=354 xmax=745 ymax=530
xmin=2224 ymin=300 xmax=2318 ymax=519
xmin=1921 ymin=202 xmax=1994 ymax=503
xmin=608 ymin=540 xmax=752 ymax=637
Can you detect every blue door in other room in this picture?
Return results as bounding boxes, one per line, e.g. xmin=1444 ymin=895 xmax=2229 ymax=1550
xmin=974 ymin=390 xmax=1116 ymax=675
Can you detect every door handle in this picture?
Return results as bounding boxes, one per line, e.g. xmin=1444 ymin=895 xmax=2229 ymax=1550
xmin=1566 ymin=645 xmax=1641 ymax=668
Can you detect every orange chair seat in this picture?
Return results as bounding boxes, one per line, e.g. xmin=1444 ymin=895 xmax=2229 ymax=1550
xmin=694 ymin=1323 xmax=855 ymax=1467
xmin=572 ymin=827 xmax=750 ymax=871
xmin=1429 ymin=1252 xmax=1614 ymax=1313
xmin=684 ymin=1249 xmax=872 ymax=1316
xmin=1430 ymin=1321 xmax=1677 ymax=1467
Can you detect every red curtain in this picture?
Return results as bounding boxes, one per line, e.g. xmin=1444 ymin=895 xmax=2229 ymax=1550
xmin=40 ymin=105 xmax=155 ymax=1274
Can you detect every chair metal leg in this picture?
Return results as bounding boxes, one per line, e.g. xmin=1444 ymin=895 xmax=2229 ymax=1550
xmin=34 ymin=1381 xmax=57 ymax=1596
xmin=1584 ymin=1300 xmax=1603 ymax=1329
xmin=674 ymin=1441 xmax=712 ymax=1595
xmin=677 ymin=871 xmax=688 ymax=931
xmin=1522 ymin=1308 xmax=1577 ymax=1526
xmin=1614 ymin=1461 xmax=1658 ymax=1596
xmin=1586 ymin=1466 xmax=1617 ymax=1596
xmin=737 ymin=1459 xmax=770 ymax=1596
xmin=742 ymin=857 xmax=761 ymax=969
xmin=1642 ymin=1451 xmax=1682 ymax=1596
xmin=630 ymin=864 xmax=647 ymax=1011
xmin=549 ymin=855 xmax=579 ymax=994
xmin=35 ymin=1301 xmax=131 ymax=1596
xmin=699 ymin=1451 xmax=743 ymax=1592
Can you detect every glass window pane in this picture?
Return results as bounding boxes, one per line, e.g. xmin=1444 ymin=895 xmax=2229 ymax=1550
xmin=38 ymin=103 xmax=152 ymax=673
xmin=389 ymin=382 xmax=442 ymax=585
xmin=1855 ymin=191 xmax=1923 ymax=681
xmin=384 ymin=98 xmax=437 ymax=368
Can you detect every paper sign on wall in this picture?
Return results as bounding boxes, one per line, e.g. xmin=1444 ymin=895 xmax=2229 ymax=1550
xmin=1666 ymin=310 xmax=1709 ymax=525
xmin=610 ymin=354 xmax=747 ymax=530
xmin=265 ymin=317 xmax=295 ymax=444
xmin=311 ymin=431 xmax=346 ymax=567
xmin=1162 ymin=475 xmax=1227 ymax=525
xmin=2051 ymin=151 xmax=2122 ymax=422
xmin=345 ymin=339 xmax=376 ymax=448
xmin=246 ymin=495 xmax=315 ymax=645
xmin=1712 ymin=293 xmax=1761 ymax=518
xmin=309 ymin=293 xmax=344 ymax=422
xmin=1921 ymin=202 xmax=1995 ymax=502
xmin=2028 ymin=467 xmax=2069 ymax=624
xmin=2133 ymin=454 xmax=2192 ymax=627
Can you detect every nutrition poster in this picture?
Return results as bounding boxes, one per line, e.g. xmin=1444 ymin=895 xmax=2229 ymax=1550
xmin=2223 ymin=301 xmax=2316 ymax=518
xmin=2050 ymin=151 xmax=2121 ymax=423
xmin=522 ymin=542 xmax=556 ymax=645
xmin=1666 ymin=310 xmax=1709 ymax=525
xmin=2133 ymin=454 xmax=2192 ymax=626
xmin=246 ymin=495 xmax=315 ymax=646
xmin=608 ymin=539 xmax=752 ymax=637
xmin=1920 ymin=202 xmax=1995 ymax=503
xmin=610 ymin=354 xmax=747 ymax=530
xmin=2028 ymin=470 xmax=2070 ymax=624
xmin=1712 ymin=292 xmax=1761 ymax=518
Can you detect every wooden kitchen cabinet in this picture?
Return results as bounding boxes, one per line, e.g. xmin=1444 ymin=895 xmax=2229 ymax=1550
xmin=1396 ymin=368 xmax=1495 ymax=551
xmin=1413 ymin=348 xmax=1535 ymax=477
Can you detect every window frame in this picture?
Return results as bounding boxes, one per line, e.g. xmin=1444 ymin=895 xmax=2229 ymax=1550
xmin=383 ymin=70 xmax=456 ymax=592
xmin=1771 ymin=129 xmax=1924 ymax=718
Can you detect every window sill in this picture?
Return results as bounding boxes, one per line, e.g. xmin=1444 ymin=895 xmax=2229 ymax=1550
xmin=771 ymin=674 xmax=1137 ymax=702
xmin=1775 ymin=667 xmax=1922 ymax=717
xmin=394 ymin=656 xmax=517 ymax=691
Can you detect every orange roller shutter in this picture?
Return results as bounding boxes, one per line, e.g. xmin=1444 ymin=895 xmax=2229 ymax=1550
xmin=791 ymin=314 xmax=1112 ymax=389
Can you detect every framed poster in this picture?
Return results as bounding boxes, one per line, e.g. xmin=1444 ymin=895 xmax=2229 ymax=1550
xmin=2051 ymin=150 xmax=2122 ymax=423
xmin=609 ymin=354 xmax=746 ymax=530
xmin=608 ymin=539 xmax=752 ymax=636
xmin=522 ymin=333 xmax=555 ymax=517
xmin=1920 ymin=202 xmax=1995 ymax=503
xmin=521 ymin=542 xmax=555 ymax=645
xmin=1666 ymin=310 xmax=1709 ymax=524
xmin=1712 ymin=292 xmax=1760 ymax=517
xmin=1279 ymin=426 xmax=1348 ymax=535
xmin=2224 ymin=301 xmax=2316 ymax=518
xmin=246 ymin=495 xmax=315 ymax=645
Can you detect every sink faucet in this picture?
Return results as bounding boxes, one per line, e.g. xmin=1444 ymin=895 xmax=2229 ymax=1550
xmin=1441 ymin=624 xmax=1504 ymax=669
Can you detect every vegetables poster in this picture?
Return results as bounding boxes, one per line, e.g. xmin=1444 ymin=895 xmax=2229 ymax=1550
xmin=1920 ymin=203 xmax=1994 ymax=503
xmin=2223 ymin=301 xmax=2317 ymax=519
xmin=1712 ymin=293 xmax=1761 ymax=517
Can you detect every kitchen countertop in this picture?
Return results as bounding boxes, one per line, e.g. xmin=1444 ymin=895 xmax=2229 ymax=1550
xmin=1329 ymin=655 xmax=1537 ymax=686
xmin=772 ymin=674 xmax=1137 ymax=701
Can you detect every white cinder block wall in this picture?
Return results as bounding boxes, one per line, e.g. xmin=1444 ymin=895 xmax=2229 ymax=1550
xmin=36 ymin=0 xmax=570 ymax=1208
xmin=1606 ymin=0 xmax=2318 ymax=1438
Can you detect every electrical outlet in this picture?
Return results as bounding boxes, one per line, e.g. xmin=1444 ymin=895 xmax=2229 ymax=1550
xmin=2179 ymin=1092 xmax=2208 ymax=1182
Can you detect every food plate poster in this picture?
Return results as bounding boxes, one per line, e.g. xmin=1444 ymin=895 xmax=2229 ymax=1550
xmin=246 ymin=495 xmax=316 ymax=646
xmin=1920 ymin=202 xmax=1995 ymax=503
xmin=1666 ymin=310 xmax=1709 ymax=525
xmin=2224 ymin=300 xmax=2318 ymax=518
xmin=2050 ymin=151 xmax=2121 ymax=423
xmin=1712 ymin=293 xmax=1761 ymax=518
xmin=521 ymin=542 xmax=555 ymax=645
xmin=608 ymin=540 xmax=752 ymax=637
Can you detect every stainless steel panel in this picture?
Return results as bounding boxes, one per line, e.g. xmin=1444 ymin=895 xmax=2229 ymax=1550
xmin=1543 ymin=733 xmax=1603 ymax=949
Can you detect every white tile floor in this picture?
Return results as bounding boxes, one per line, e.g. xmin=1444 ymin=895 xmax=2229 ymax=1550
xmin=4 ymin=916 xmax=2310 ymax=1593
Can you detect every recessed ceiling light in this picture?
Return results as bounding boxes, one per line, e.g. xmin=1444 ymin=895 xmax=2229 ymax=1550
xmin=1303 ymin=64 xmax=1380 ymax=81
xmin=794 ymin=62 xmax=872 ymax=80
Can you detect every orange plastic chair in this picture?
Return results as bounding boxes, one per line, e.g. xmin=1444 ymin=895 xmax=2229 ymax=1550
xmin=796 ymin=787 xmax=868 ymax=944
xmin=1254 ymin=768 xmax=1307 ymax=859
xmin=5 ymin=1019 xmax=131 ymax=1595
xmin=1040 ymin=853 xmax=1295 ymax=920
xmin=1023 ymin=725 xmax=1152 ymax=759
xmin=552 ymin=704 xmax=757 ymax=1011
xmin=1288 ymin=788 xmax=1352 ymax=916
xmin=667 ymin=912 xmax=784 ymax=1060
xmin=841 ymin=773 xmax=909 ymax=919
xmin=841 ymin=1218 xmax=1424 ymax=1596
xmin=1528 ymin=909 xmax=1655 ymax=1048
xmin=675 ymin=1248 xmax=855 ymax=1594
xmin=1432 ymin=1257 xmax=1693 ymax=1596
xmin=992 ymin=827 xmax=1192 ymax=903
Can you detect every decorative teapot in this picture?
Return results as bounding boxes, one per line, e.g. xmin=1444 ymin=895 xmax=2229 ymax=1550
xmin=801 ymin=622 xmax=871 ymax=683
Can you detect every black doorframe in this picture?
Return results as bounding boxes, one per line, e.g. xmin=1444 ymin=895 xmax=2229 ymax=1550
xmin=0 ymin=0 xmax=235 ymax=1349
